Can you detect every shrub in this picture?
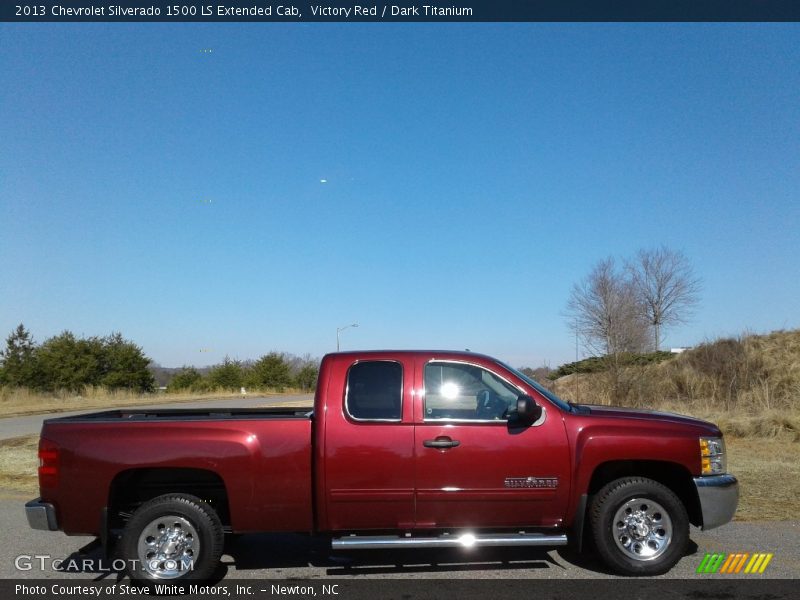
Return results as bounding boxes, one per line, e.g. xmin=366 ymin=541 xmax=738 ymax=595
xmin=206 ymin=357 xmax=244 ymax=391
xmin=0 ymin=324 xmax=39 ymax=388
xmin=99 ymin=333 xmax=155 ymax=392
xmin=167 ymin=367 xmax=202 ymax=392
xmin=550 ymin=351 xmax=674 ymax=379
xmin=246 ymin=353 xmax=292 ymax=391
xmin=295 ymin=362 xmax=319 ymax=391
xmin=35 ymin=332 xmax=105 ymax=392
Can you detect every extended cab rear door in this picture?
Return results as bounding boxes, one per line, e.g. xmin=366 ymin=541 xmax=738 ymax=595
xmin=320 ymin=354 xmax=416 ymax=531
xmin=412 ymin=355 xmax=571 ymax=529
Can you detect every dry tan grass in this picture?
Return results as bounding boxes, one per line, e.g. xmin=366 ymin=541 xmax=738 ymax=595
xmin=726 ymin=437 xmax=800 ymax=521
xmin=0 ymin=435 xmax=38 ymax=494
xmin=551 ymin=330 xmax=800 ymax=440
xmin=0 ymin=386 xmax=304 ymax=419
xmin=256 ymin=399 xmax=315 ymax=409
xmin=1 ymin=434 xmax=795 ymax=521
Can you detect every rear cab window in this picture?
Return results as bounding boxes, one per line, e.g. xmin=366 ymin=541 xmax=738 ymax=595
xmin=345 ymin=361 xmax=403 ymax=421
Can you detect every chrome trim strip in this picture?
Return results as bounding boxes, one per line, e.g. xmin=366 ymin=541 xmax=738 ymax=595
xmin=693 ymin=474 xmax=739 ymax=530
xmin=422 ymin=418 xmax=520 ymax=424
xmin=422 ymin=412 xmax=546 ymax=426
xmin=332 ymin=532 xmax=568 ymax=550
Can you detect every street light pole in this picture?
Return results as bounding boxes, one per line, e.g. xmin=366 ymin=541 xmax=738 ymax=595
xmin=336 ymin=323 xmax=359 ymax=351
xmin=575 ymin=317 xmax=579 ymax=403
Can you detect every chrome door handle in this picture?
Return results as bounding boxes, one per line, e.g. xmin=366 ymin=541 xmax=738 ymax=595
xmin=423 ymin=437 xmax=460 ymax=449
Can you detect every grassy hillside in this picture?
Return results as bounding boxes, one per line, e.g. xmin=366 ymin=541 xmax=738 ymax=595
xmin=551 ymin=329 xmax=800 ymax=440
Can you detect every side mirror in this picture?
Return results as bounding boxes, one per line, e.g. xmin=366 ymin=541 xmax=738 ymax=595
xmin=514 ymin=395 xmax=542 ymax=423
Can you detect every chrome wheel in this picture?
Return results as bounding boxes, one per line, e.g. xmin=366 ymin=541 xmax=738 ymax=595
xmin=612 ymin=498 xmax=672 ymax=561
xmin=137 ymin=515 xmax=198 ymax=579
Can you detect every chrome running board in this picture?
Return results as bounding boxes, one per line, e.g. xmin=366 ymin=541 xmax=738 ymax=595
xmin=332 ymin=532 xmax=568 ymax=550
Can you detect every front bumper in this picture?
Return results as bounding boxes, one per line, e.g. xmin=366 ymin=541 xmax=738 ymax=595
xmin=693 ymin=474 xmax=739 ymax=530
xmin=25 ymin=498 xmax=59 ymax=531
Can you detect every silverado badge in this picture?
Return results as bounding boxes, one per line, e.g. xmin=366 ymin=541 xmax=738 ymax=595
xmin=504 ymin=476 xmax=559 ymax=489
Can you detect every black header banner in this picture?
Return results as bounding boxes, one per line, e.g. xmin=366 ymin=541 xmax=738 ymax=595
xmin=3 ymin=1 xmax=800 ymax=22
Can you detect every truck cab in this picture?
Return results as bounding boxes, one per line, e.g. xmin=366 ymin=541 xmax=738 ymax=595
xmin=316 ymin=351 xmax=572 ymax=532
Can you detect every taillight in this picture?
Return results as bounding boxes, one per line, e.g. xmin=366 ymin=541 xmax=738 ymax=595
xmin=38 ymin=438 xmax=59 ymax=488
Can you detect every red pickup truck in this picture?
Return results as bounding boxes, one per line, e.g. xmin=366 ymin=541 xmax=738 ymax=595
xmin=26 ymin=350 xmax=738 ymax=580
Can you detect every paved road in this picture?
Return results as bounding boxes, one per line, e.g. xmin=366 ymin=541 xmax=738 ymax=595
xmin=0 ymin=395 xmax=314 ymax=441
xmin=0 ymin=494 xmax=795 ymax=579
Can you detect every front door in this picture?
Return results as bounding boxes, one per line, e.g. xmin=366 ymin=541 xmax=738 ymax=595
xmin=413 ymin=358 xmax=571 ymax=529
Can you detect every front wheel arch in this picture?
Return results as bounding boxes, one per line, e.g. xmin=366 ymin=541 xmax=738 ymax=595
xmin=585 ymin=460 xmax=702 ymax=528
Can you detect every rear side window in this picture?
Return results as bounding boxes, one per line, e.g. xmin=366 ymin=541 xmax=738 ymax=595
xmin=345 ymin=361 xmax=403 ymax=421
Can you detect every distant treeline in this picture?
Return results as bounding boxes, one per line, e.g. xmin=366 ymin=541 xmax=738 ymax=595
xmin=0 ymin=324 xmax=154 ymax=392
xmin=0 ymin=324 xmax=320 ymax=395
xmin=164 ymin=354 xmax=319 ymax=393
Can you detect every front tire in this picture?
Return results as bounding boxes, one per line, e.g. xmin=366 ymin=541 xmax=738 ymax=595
xmin=590 ymin=477 xmax=688 ymax=576
xmin=120 ymin=493 xmax=224 ymax=582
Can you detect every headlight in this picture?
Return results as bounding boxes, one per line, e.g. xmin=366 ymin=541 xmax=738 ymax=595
xmin=700 ymin=437 xmax=727 ymax=475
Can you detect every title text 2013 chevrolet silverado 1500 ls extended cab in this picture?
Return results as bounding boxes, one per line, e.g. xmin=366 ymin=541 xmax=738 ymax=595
xmin=26 ymin=350 xmax=738 ymax=580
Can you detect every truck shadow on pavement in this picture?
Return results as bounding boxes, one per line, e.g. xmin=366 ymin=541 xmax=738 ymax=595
xmin=225 ymin=533 xmax=566 ymax=577
xmin=222 ymin=532 xmax=698 ymax=578
xmin=53 ymin=532 xmax=699 ymax=580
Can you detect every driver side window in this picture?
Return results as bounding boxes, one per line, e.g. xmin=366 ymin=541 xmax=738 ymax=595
xmin=423 ymin=361 xmax=520 ymax=421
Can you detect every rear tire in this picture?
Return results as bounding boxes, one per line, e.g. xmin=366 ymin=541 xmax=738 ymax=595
xmin=590 ymin=477 xmax=688 ymax=576
xmin=120 ymin=493 xmax=224 ymax=582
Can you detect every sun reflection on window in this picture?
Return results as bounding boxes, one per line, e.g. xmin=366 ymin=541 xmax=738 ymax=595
xmin=440 ymin=382 xmax=460 ymax=400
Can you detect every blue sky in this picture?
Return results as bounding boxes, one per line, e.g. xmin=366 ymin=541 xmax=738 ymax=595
xmin=1 ymin=24 xmax=798 ymax=368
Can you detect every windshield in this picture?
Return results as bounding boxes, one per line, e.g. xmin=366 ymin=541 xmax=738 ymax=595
xmin=498 ymin=361 xmax=573 ymax=412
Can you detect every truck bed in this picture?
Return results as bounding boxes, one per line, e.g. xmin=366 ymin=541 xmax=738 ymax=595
xmin=46 ymin=407 xmax=313 ymax=422
xmin=39 ymin=408 xmax=314 ymax=536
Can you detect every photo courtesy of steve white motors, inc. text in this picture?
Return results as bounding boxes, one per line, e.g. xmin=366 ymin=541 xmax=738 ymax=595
xmin=14 ymin=583 xmax=340 ymax=597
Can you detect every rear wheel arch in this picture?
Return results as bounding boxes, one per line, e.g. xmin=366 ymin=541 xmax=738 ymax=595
xmin=107 ymin=468 xmax=231 ymax=531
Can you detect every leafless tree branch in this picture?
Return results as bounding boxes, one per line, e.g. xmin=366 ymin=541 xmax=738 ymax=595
xmin=627 ymin=247 xmax=701 ymax=351
xmin=565 ymin=257 xmax=649 ymax=357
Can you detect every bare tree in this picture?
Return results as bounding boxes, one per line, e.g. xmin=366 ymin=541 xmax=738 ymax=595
xmin=627 ymin=247 xmax=701 ymax=351
xmin=566 ymin=258 xmax=649 ymax=357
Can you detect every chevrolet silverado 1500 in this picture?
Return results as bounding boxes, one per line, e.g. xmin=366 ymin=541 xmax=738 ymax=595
xmin=26 ymin=350 xmax=738 ymax=579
